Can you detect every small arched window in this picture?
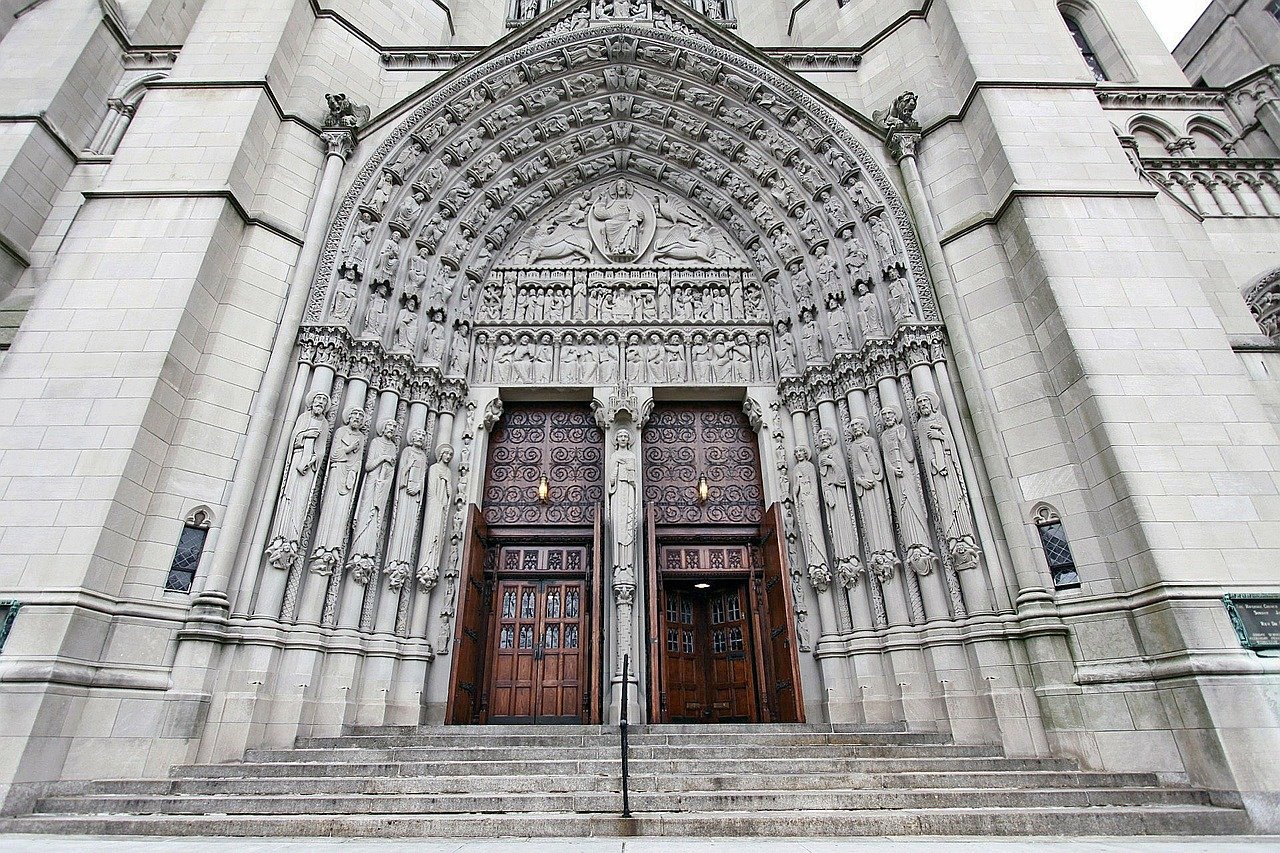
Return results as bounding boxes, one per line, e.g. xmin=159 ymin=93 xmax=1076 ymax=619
xmin=1063 ymin=14 xmax=1108 ymax=81
xmin=165 ymin=507 xmax=212 ymax=593
xmin=1032 ymin=504 xmax=1081 ymax=590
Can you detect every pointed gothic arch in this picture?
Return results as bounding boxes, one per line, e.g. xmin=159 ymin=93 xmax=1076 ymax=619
xmin=304 ymin=0 xmax=941 ymax=382
xmin=244 ymin=2 xmax=1008 ymax=727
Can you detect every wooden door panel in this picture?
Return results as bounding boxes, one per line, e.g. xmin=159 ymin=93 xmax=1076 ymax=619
xmin=761 ymin=504 xmax=805 ymax=722
xmin=447 ymin=507 xmax=490 ymax=724
xmin=485 ymin=574 xmax=585 ymax=723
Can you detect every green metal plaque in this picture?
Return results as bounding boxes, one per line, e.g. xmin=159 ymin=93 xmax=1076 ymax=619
xmin=0 ymin=600 xmax=18 ymax=652
xmin=1223 ymin=594 xmax=1280 ymax=651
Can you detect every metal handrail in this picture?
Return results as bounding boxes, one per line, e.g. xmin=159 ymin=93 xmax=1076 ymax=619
xmin=620 ymin=653 xmax=632 ymax=818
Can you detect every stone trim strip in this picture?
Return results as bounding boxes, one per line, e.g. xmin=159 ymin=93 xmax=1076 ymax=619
xmin=81 ymin=190 xmax=305 ymax=247
xmin=937 ymin=188 xmax=1159 ymax=247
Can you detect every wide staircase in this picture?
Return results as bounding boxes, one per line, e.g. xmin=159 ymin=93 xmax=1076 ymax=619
xmin=1 ymin=724 xmax=1251 ymax=837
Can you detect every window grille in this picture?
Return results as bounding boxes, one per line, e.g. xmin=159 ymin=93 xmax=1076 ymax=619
xmin=0 ymin=601 xmax=19 ymax=652
xmin=165 ymin=509 xmax=211 ymax=593
xmin=1064 ymin=15 xmax=1108 ymax=81
xmin=1036 ymin=519 xmax=1081 ymax=589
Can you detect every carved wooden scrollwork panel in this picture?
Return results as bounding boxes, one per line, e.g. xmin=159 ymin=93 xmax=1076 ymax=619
xmin=642 ymin=402 xmax=763 ymax=526
xmin=483 ymin=403 xmax=604 ymax=526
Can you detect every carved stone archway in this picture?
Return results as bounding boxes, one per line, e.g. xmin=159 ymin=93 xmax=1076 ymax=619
xmin=244 ymin=0 xmax=1012 ymax=731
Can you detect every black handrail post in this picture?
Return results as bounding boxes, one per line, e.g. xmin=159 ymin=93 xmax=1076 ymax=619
xmin=620 ymin=653 xmax=632 ymax=818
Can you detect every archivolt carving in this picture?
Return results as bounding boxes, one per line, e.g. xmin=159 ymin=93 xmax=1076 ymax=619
xmin=304 ymin=0 xmax=939 ymax=390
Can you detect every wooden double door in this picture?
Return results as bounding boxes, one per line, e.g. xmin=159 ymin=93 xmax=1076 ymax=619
xmin=448 ymin=510 xmax=606 ymax=725
xmin=647 ymin=506 xmax=806 ymax=724
xmin=660 ymin=580 xmax=758 ymax=722
xmin=486 ymin=575 xmax=585 ymax=723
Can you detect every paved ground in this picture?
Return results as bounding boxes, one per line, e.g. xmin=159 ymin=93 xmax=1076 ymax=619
xmin=0 ymin=838 xmax=1276 ymax=852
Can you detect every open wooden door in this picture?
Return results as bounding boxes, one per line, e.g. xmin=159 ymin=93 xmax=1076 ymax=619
xmin=446 ymin=504 xmax=490 ymax=724
xmin=588 ymin=504 xmax=604 ymax=723
xmin=645 ymin=504 xmax=663 ymax=722
xmin=759 ymin=503 xmax=805 ymax=722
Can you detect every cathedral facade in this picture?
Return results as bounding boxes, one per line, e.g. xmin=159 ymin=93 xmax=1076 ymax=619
xmin=1 ymin=0 xmax=1279 ymax=832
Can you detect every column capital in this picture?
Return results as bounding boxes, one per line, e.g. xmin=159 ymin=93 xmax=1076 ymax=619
xmin=321 ymin=128 xmax=357 ymax=160
xmin=886 ymin=129 xmax=921 ymax=163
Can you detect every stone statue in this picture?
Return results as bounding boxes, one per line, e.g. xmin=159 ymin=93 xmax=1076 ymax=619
xmin=801 ymin=319 xmax=824 ymax=363
xmin=415 ymin=442 xmax=456 ymax=591
xmin=879 ymin=405 xmax=938 ymax=576
xmin=389 ymin=138 xmax=425 ymax=175
xmin=871 ymin=216 xmax=897 ymax=260
xmin=816 ymin=428 xmax=863 ymax=588
xmin=916 ymin=393 xmax=982 ymax=570
xmin=793 ymin=446 xmax=833 ymax=593
xmin=331 ymin=269 xmax=358 ymax=323
xmin=362 ymin=283 xmax=390 ymax=339
xmin=608 ymin=430 xmax=639 ymax=578
xmin=369 ymin=172 xmax=393 ymax=214
xmin=857 ymin=290 xmax=885 ymax=338
xmin=392 ymin=302 xmax=418 ymax=352
xmin=371 ymin=236 xmax=400 ymax=287
xmin=392 ymin=190 xmax=425 ymax=228
xmin=849 ymin=417 xmax=900 ymax=582
xmin=777 ymin=333 xmax=799 ymax=375
xmin=424 ymin=320 xmax=446 ymax=364
xmin=342 ymin=211 xmax=375 ymax=275
xmin=265 ymin=392 xmax=331 ymax=572
xmin=886 ymin=267 xmax=914 ymax=321
xmin=590 ymin=180 xmax=653 ymax=262
xmin=830 ymin=304 xmax=853 ymax=351
xmin=347 ymin=419 xmax=400 ymax=585
xmin=323 ymin=92 xmax=370 ymax=129
xmin=872 ymin=91 xmax=919 ymax=132
xmin=311 ymin=406 xmax=369 ymax=576
xmin=522 ymin=197 xmax=594 ymax=265
xmin=447 ymin=326 xmax=470 ymax=376
xmin=383 ymin=428 xmax=429 ymax=592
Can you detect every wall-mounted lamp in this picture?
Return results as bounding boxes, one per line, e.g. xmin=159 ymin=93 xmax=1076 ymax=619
xmin=537 ymin=472 xmax=551 ymax=504
xmin=696 ymin=473 xmax=710 ymax=505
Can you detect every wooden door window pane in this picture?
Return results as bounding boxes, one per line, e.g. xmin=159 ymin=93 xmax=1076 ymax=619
xmin=502 ymin=590 xmax=517 ymax=618
xmin=565 ymin=625 xmax=579 ymax=649
xmin=711 ymin=597 xmax=725 ymax=625
xmin=521 ymin=590 xmax=536 ymax=619
xmin=682 ymin=630 xmax=694 ymax=653
xmin=726 ymin=592 xmax=742 ymax=621
xmin=680 ymin=599 xmax=693 ymax=623
xmin=499 ymin=625 xmax=515 ymax=648
xmin=519 ymin=625 xmax=534 ymax=648
xmin=729 ymin=626 xmax=744 ymax=651
xmin=565 ymin=588 xmax=579 ymax=618
xmin=546 ymin=589 xmax=561 ymax=618
xmin=544 ymin=625 xmax=560 ymax=649
xmin=712 ymin=629 xmax=727 ymax=653
xmin=667 ymin=627 xmax=679 ymax=651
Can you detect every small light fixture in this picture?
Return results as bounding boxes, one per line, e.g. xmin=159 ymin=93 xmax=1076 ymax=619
xmin=694 ymin=582 xmax=711 ymax=590
xmin=696 ymin=473 xmax=710 ymax=505
xmin=536 ymin=472 xmax=550 ymax=504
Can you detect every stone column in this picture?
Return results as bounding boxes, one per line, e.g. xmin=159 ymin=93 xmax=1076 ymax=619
xmin=780 ymin=381 xmax=856 ymax=722
xmin=195 ymin=127 xmax=357 ymax=615
xmin=595 ymin=386 xmax=650 ymax=724
xmin=885 ymin=125 xmax=1048 ymax=607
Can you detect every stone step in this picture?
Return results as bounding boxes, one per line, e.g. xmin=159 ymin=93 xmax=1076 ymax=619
xmin=346 ymin=722 xmax=908 ymax=736
xmin=297 ymin=731 xmax=952 ymax=749
xmin=64 ymin=769 xmax=1166 ymax=798
xmin=33 ymin=787 xmax=1217 ymax=817
xmin=0 ymin=805 xmax=1251 ymax=837
xmin=242 ymin=742 xmax=1002 ymax=763
xmin=173 ymin=755 xmax=1078 ymax=778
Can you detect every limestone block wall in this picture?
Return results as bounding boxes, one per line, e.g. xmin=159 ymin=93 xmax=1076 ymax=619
xmin=0 ymin=0 xmax=1277 ymax=829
